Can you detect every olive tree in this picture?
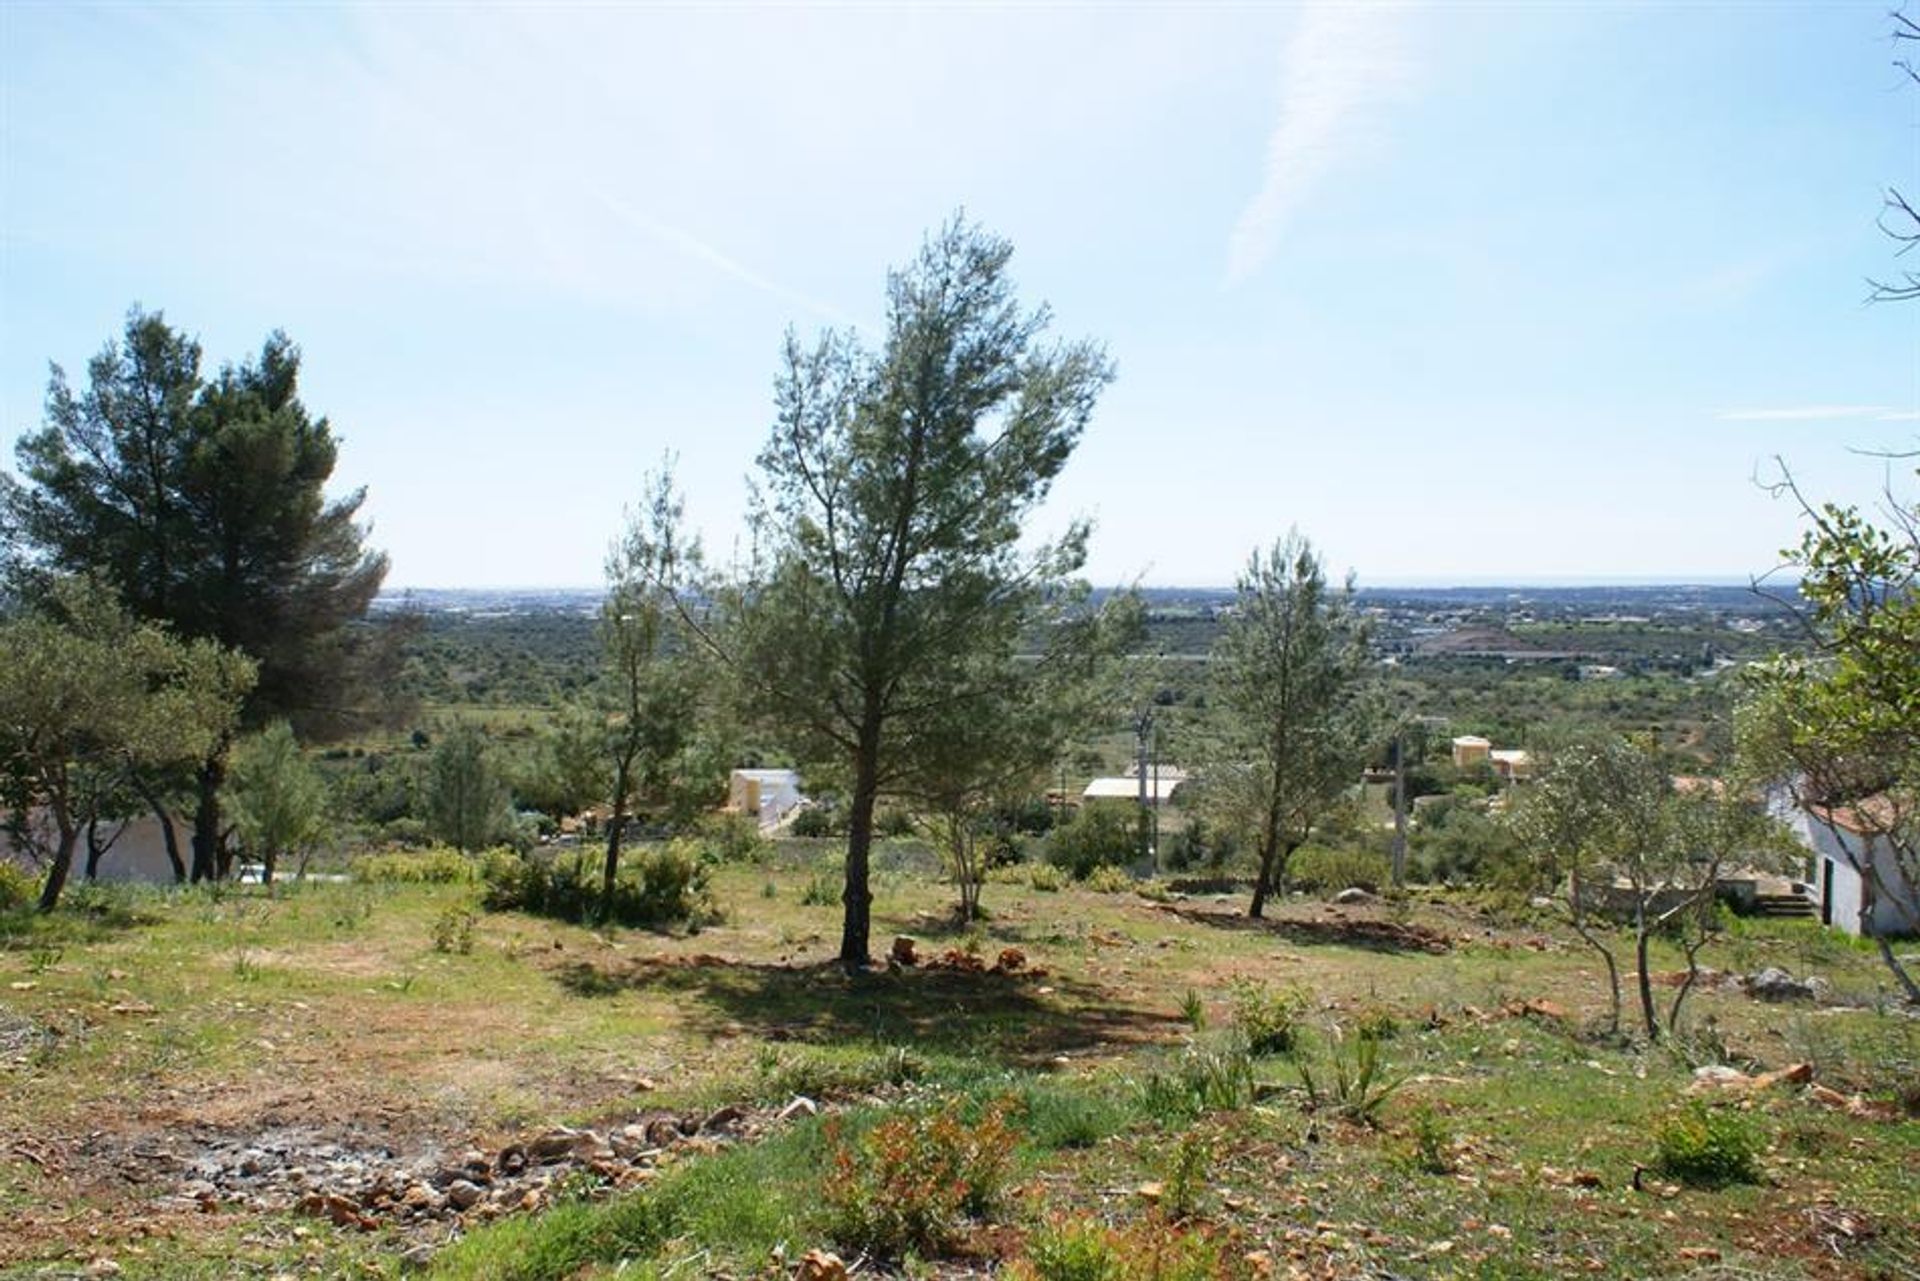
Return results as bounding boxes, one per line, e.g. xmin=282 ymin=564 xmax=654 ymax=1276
xmin=0 ymin=579 xmax=253 ymax=909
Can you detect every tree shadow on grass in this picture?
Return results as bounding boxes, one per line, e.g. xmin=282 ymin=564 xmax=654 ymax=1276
xmin=1152 ymin=904 xmax=1453 ymax=955
xmin=548 ymin=954 xmax=1184 ymax=1065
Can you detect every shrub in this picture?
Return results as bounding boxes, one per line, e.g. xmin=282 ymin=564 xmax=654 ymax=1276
xmin=1654 ymin=1102 xmax=1762 ymax=1187
xmin=481 ymin=842 xmax=712 ymax=928
xmin=0 ymin=861 xmax=37 ymax=912
xmin=1228 ymin=981 xmax=1309 ymax=1056
xmin=1085 ymin=865 xmax=1135 ymax=894
xmin=1047 ymin=803 xmax=1138 ymax=879
xmin=800 ymin=868 xmax=840 ymax=906
xmin=1404 ymin=1104 xmax=1454 ymax=1174
xmin=1009 ymin=1216 xmax=1254 ymax=1281
xmin=821 ymin=1097 xmax=1020 ymax=1256
xmin=699 ymin=812 xmax=766 ymax=863
xmin=789 ymin=806 xmax=838 ymax=839
xmin=350 ymin=846 xmax=482 ymax=884
xmin=1286 ymin=845 xmax=1389 ymax=895
xmin=1137 ymin=1039 xmax=1258 ymax=1118
xmin=431 ymin=906 xmax=477 ymax=954
xmin=1027 ymin=863 xmax=1066 ymax=892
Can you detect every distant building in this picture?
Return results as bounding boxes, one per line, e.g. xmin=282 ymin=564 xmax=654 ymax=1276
xmin=726 ymin=769 xmax=805 ymax=829
xmin=1488 ymin=749 xmax=1533 ymax=782
xmin=1451 ymin=736 xmax=1491 ymax=769
xmin=1083 ymin=774 xmax=1186 ymax=806
xmin=1578 ymin=664 xmax=1623 ymax=681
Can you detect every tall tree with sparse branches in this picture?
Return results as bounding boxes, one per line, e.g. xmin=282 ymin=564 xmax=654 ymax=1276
xmin=1203 ymin=533 xmax=1373 ymax=919
xmin=596 ymin=471 xmax=701 ymax=914
xmin=705 ymin=216 xmax=1111 ymax=968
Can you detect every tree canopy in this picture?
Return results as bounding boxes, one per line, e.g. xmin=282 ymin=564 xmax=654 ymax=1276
xmin=0 ymin=579 xmax=253 ymax=909
xmin=718 ymin=217 xmax=1112 ymax=967
xmin=1202 ymin=533 xmax=1373 ymax=918
xmin=2 ymin=308 xmax=390 ymax=879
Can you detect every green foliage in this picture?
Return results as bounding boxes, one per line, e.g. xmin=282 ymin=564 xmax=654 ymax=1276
xmin=0 ymin=578 xmax=253 ymax=908
xmin=1286 ymin=845 xmax=1390 ymax=895
xmin=821 ymin=1097 xmax=1021 ymax=1256
xmin=1201 ymin=532 xmax=1375 ymax=916
xmin=481 ymin=842 xmax=712 ymax=928
xmin=1180 ymin=988 xmax=1207 ymax=1032
xmin=225 ymin=721 xmax=330 ymax=880
xmin=1161 ymin=1128 xmax=1211 ymax=1219
xmin=425 ymin=724 xmax=513 ymax=852
xmin=1228 ymin=981 xmax=1308 ymax=1056
xmin=349 ymin=846 xmax=482 ymax=884
xmin=1026 ymin=862 xmax=1067 ymax=892
xmin=431 ymin=906 xmax=476 ymax=954
xmin=1048 ymin=803 xmax=1139 ymax=879
xmin=800 ymin=868 xmax=840 ymax=906
xmin=698 ymin=812 xmax=766 ymax=864
xmin=0 ymin=862 xmax=36 ymax=913
xmin=1137 ymin=1039 xmax=1258 ymax=1118
xmin=1653 ymin=1102 xmax=1762 ymax=1187
xmin=722 ymin=217 xmax=1114 ymax=965
xmin=1403 ymin=1104 xmax=1455 ymax=1174
xmin=1084 ymin=864 xmax=1136 ymax=894
xmin=1011 ymin=1216 xmax=1252 ymax=1281
xmin=1018 ymin=1082 xmax=1125 ymax=1150
xmin=428 ymin=1186 xmax=677 ymax=1281
xmin=789 ymin=806 xmax=838 ymax=838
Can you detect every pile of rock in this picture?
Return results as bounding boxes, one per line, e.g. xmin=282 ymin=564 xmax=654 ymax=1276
xmin=165 ymin=1100 xmax=811 ymax=1232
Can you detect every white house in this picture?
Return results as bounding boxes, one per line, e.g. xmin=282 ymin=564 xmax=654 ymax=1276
xmin=1773 ymin=791 xmax=1919 ymax=938
xmin=1083 ymin=771 xmax=1186 ymax=806
xmin=726 ymin=769 xmax=804 ymax=829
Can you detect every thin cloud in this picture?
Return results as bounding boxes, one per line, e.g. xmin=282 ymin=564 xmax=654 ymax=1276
xmin=593 ymin=191 xmax=852 ymax=328
xmin=1225 ymin=2 xmax=1417 ymax=286
xmin=1716 ymin=405 xmax=1893 ymax=422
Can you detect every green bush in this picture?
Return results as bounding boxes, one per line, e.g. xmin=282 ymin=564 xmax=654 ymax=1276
xmin=1027 ymin=863 xmax=1066 ymax=892
xmin=1229 ymin=981 xmax=1309 ymax=1056
xmin=0 ymin=861 xmax=38 ymax=912
xmin=481 ymin=841 xmax=712 ymax=928
xmin=698 ymin=812 xmax=766 ymax=863
xmin=1286 ymin=845 xmax=1389 ymax=895
xmin=1047 ymin=803 xmax=1138 ymax=879
xmin=1084 ymin=865 xmax=1135 ymax=894
xmin=1654 ymin=1102 xmax=1762 ymax=1187
xmin=821 ymin=1097 xmax=1020 ymax=1256
xmin=1010 ymin=1217 xmax=1250 ymax=1281
xmin=789 ymin=806 xmax=838 ymax=838
xmin=350 ymin=845 xmax=482 ymax=884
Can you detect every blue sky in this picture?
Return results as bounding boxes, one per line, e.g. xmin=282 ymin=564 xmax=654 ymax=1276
xmin=4 ymin=2 xmax=1919 ymax=589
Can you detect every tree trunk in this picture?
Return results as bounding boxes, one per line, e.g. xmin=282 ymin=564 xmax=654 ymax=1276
xmin=1249 ymin=836 xmax=1277 ymax=919
xmin=1634 ymin=926 xmax=1660 ymax=1042
xmin=85 ymin=818 xmax=107 ymax=882
xmin=37 ymin=821 xmax=79 ymax=913
xmin=262 ymin=846 xmax=277 ymax=888
xmin=841 ymin=738 xmax=881 ymax=971
xmin=1874 ymin=935 xmax=1920 ymax=1004
xmin=601 ymin=758 xmax=631 ymax=919
xmin=136 ymin=779 xmax=186 ymax=883
xmin=190 ymin=754 xmax=225 ymax=883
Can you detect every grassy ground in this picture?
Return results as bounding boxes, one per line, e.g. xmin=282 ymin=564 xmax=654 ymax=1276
xmin=1 ymin=848 xmax=1915 ymax=1279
